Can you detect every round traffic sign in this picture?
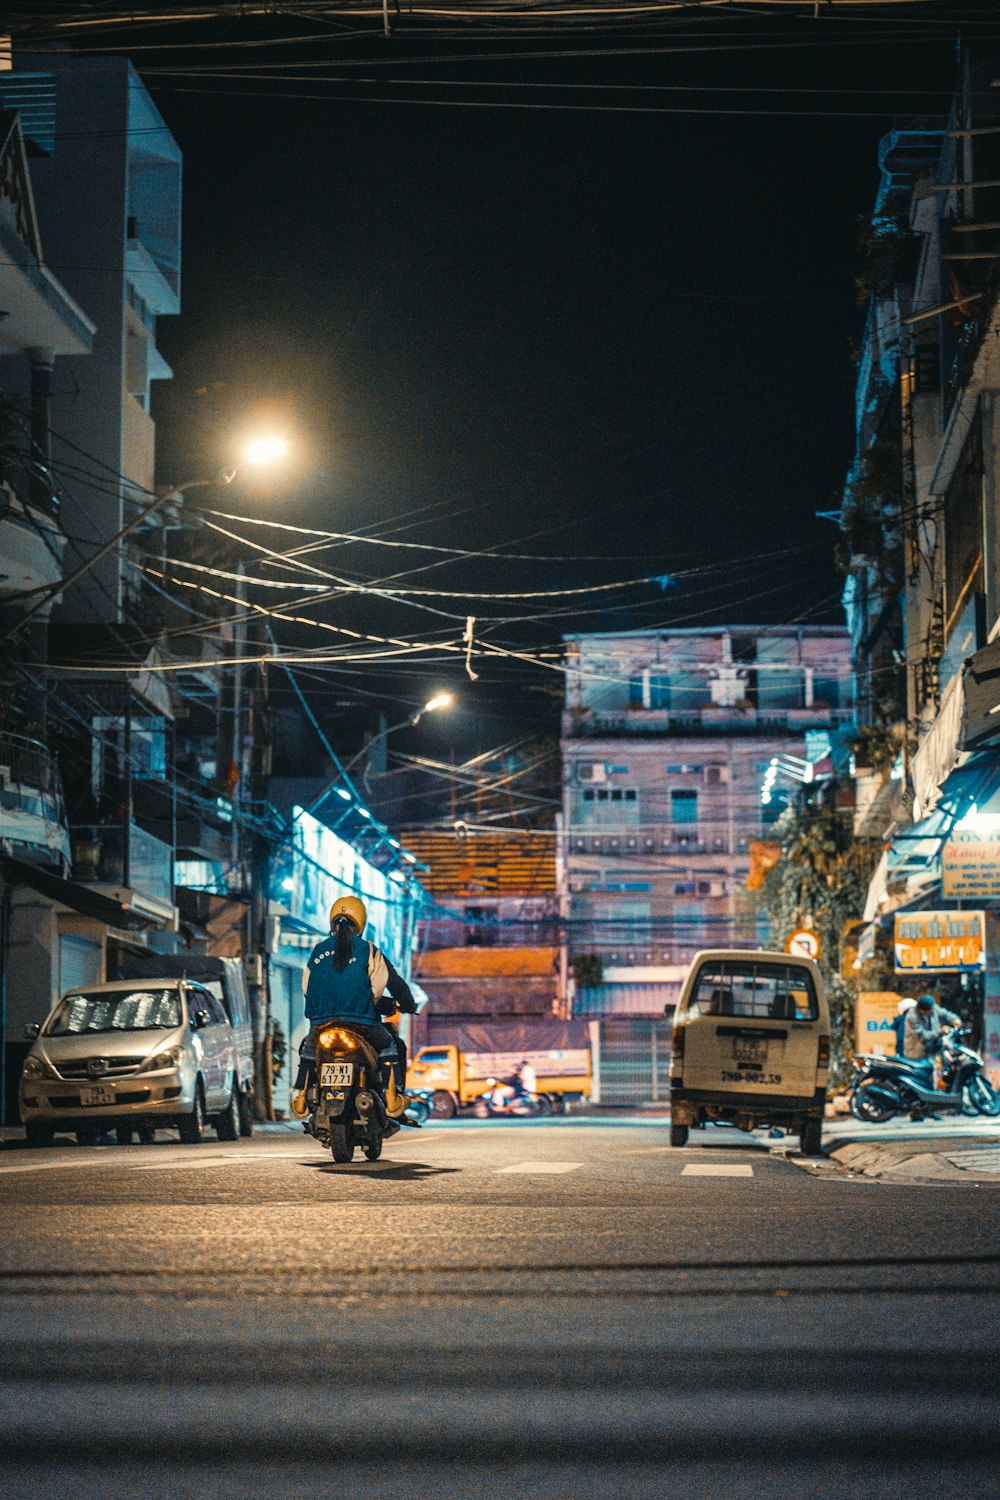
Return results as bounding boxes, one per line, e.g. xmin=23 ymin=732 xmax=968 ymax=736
xmin=785 ymin=928 xmax=822 ymax=961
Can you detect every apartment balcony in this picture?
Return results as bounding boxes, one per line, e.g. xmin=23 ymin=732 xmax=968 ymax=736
xmin=0 ymin=733 xmax=71 ymax=871
xmin=562 ymin=703 xmax=854 ymax=738
xmin=71 ymin=822 xmax=176 ymax=926
xmin=0 ymin=486 xmax=64 ymax=600
xmin=568 ymin=820 xmax=763 ymax=858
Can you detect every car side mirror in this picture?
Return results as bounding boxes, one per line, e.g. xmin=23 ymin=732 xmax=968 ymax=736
xmin=192 ymin=1009 xmax=210 ymax=1030
xmin=24 ymin=1023 xmax=40 ymax=1040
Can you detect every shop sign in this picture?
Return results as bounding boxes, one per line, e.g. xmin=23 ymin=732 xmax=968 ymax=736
xmin=855 ymin=992 xmax=900 ymax=1056
xmin=942 ymin=828 xmax=1000 ymax=900
xmin=893 ymin=910 xmax=985 ymax=974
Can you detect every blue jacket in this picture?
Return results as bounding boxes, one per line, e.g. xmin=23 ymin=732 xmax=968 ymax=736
xmin=304 ymin=932 xmax=379 ymax=1024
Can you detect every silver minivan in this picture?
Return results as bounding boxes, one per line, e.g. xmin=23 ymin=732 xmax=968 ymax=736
xmin=19 ymin=978 xmax=241 ymax=1146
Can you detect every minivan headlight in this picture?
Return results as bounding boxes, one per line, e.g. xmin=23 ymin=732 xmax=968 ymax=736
xmin=142 ymin=1045 xmax=182 ymax=1073
xmin=22 ymin=1056 xmax=46 ymax=1080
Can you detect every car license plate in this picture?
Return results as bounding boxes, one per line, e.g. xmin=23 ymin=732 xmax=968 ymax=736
xmin=320 ymin=1063 xmax=353 ymax=1087
xmin=80 ymin=1085 xmax=115 ymax=1107
xmin=734 ymin=1039 xmax=767 ymax=1065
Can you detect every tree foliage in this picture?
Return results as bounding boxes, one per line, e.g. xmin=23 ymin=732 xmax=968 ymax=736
xmin=760 ymin=795 xmax=880 ymax=1085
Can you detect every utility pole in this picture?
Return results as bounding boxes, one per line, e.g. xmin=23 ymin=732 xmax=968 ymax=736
xmin=246 ymin=616 xmax=274 ymax=1122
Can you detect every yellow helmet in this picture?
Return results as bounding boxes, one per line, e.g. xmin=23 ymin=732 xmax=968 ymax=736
xmin=329 ymin=895 xmax=367 ymax=933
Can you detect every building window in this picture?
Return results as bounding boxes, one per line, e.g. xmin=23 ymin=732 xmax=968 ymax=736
xmin=671 ymin=789 xmax=698 ymax=824
xmin=597 ymin=789 xmax=609 ymax=802
xmin=611 ymin=789 xmax=622 ymax=802
xmin=624 ymin=789 xmax=637 ymax=801
xmin=583 ymin=790 xmax=595 ymax=802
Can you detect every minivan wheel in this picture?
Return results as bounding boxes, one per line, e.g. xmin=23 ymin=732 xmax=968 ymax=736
xmin=138 ymin=1126 xmax=156 ymax=1145
xmin=799 ymin=1117 xmax=823 ymax=1156
xmin=237 ymin=1090 xmax=254 ymax=1138
xmin=75 ymin=1127 xmax=100 ymax=1146
xmin=115 ymin=1124 xmax=135 ymax=1146
xmin=215 ymin=1088 xmax=240 ymax=1142
xmin=670 ymin=1123 xmax=689 ymax=1148
xmin=24 ymin=1123 xmax=54 ymax=1148
xmin=178 ymin=1081 xmax=206 ymax=1144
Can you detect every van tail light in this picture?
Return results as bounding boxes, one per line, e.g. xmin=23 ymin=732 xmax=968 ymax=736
xmin=817 ymin=1036 xmax=830 ymax=1068
xmin=672 ymin=1026 xmax=685 ymax=1058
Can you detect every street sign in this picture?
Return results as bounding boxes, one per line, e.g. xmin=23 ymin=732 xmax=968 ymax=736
xmin=785 ymin=928 xmax=822 ymax=961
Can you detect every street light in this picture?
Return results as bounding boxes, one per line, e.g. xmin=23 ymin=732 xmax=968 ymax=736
xmin=1 ymin=434 xmax=289 ymax=645
xmin=305 ymin=691 xmax=455 ymax=821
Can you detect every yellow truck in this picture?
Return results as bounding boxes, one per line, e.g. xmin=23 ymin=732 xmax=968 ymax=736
xmin=407 ymin=1026 xmax=592 ymax=1118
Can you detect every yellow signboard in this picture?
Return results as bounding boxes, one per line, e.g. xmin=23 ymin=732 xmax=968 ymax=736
xmin=894 ymin=909 xmax=985 ymax=974
xmin=943 ymin=829 xmax=1000 ymax=900
xmin=855 ymin=992 xmax=900 ymax=1056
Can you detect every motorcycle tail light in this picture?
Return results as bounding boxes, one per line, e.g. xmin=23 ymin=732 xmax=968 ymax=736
xmin=817 ymin=1036 xmax=830 ymax=1068
xmin=317 ymin=1026 xmax=359 ymax=1051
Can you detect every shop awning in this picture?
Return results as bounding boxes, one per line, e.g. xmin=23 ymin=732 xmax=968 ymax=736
xmin=0 ymin=853 xmax=152 ymax=931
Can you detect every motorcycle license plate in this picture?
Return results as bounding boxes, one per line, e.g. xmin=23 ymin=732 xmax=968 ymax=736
xmin=80 ymin=1085 xmax=115 ymax=1107
xmin=734 ymin=1039 xmax=767 ymax=1065
xmin=320 ymin=1063 xmax=353 ymax=1087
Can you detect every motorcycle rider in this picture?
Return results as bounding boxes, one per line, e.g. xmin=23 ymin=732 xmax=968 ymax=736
xmin=290 ymin=895 xmax=419 ymax=1126
xmin=892 ymin=998 xmax=916 ymax=1058
xmin=902 ymin=992 xmax=961 ymax=1087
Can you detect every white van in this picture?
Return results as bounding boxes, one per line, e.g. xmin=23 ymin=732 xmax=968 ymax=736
xmin=668 ymin=949 xmax=830 ymax=1155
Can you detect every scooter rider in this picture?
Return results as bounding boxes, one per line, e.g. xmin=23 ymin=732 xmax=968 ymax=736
xmin=290 ymin=895 xmax=419 ymax=1125
xmin=903 ymin=992 xmax=961 ymax=1087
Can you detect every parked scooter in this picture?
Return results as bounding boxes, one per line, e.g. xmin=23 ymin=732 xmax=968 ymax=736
xmin=849 ymin=1027 xmax=999 ymax=1123
xmin=473 ymin=1079 xmax=549 ymax=1118
xmin=404 ymin=1088 xmax=433 ymax=1126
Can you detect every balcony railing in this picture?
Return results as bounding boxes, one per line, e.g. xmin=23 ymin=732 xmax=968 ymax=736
xmin=0 ymin=732 xmax=70 ymax=870
xmin=71 ymin=822 xmax=174 ymax=908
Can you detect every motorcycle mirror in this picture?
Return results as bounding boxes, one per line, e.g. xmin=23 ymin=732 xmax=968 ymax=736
xmin=23 ymin=1023 xmax=40 ymax=1040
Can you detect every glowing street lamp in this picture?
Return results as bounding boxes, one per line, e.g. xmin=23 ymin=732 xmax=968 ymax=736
xmin=305 ymin=692 xmax=455 ymax=821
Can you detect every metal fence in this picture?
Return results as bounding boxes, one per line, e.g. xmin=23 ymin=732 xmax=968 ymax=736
xmin=596 ymin=1017 xmax=675 ymax=1104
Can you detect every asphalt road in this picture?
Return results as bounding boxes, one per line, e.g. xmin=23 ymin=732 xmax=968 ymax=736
xmin=3 ymin=1116 xmax=1000 ymax=1499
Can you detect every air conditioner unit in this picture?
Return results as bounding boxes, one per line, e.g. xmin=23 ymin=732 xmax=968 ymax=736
xmin=705 ymin=765 xmax=731 ymax=785
xmin=569 ymin=879 xmax=586 ymax=893
xmin=577 ymin=762 xmax=608 ymax=785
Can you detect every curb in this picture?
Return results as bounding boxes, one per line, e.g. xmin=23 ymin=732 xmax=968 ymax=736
xmin=825 ymin=1133 xmax=1000 ymax=1181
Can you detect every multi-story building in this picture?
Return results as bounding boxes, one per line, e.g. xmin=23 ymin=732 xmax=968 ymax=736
xmin=0 ymin=53 xmax=181 ymax=625
xmin=400 ymin=827 xmax=559 ymax=1049
xmin=560 ymin=627 xmax=854 ymax=1028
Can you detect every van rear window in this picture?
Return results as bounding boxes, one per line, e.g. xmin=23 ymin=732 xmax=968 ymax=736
xmin=687 ymin=962 xmax=818 ymax=1021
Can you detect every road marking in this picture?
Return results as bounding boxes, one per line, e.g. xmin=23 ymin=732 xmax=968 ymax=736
xmin=681 ymin=1163 xmax=754 ymax=1177
xmin=496 ymin=1161 xmax=582 ymax=1174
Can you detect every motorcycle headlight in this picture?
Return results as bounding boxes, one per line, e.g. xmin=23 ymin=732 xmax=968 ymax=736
xmin=143 ymin=1045 xmax=182 ymax=1073
xmin=22 ymin=1055 xmax=45 ymax=1081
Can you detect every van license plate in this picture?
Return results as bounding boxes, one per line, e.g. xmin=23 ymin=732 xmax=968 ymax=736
xmin=80 ymin=1085 xmax=115 ymax=1107
xmin=320 ymin=1063 xmax=353 ymax=1087
xmin=734 ymin=1040 xmax=767 ymax=1065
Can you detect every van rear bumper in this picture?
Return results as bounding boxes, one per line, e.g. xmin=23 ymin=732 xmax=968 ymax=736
xmin=671 ymin=1084 xmax=826 ymax=1127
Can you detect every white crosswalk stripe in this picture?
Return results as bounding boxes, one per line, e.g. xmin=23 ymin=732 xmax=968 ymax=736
xmin=496 ymin=1161 xmax=582 ymax=1174
xmin=681 ymin=1163 xmax=754 ymax=1177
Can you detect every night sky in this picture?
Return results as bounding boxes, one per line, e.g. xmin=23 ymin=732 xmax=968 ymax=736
xmin=23 ymin=6 xmax=995 ymax=755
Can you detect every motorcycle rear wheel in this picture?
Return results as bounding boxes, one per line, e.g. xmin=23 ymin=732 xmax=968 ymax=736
xmin=968 ymin=1075 xmax=1000 ymax=1117
xmin=330 ymin=1124 xmax=354 ymax=1163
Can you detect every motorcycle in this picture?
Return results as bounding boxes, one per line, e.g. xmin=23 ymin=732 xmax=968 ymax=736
xmin=306 ymin=1022 xmax=401 ymax=1162
xmin=404 ymin=1088 xmax=433 ymax=1126
xmin=473 ymin=1079 xmax=549 ymax=1118
xmin=849 ymin=1027 xmax=1000 ymax=1123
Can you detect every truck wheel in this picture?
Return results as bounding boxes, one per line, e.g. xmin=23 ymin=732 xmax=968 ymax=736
xmin=24 ymin=1124 xmax=53 ymax=1148
xmin=431 ymin=1091 xmax=456 ymax=1120
xmin=670 ymin=1123 xmax=689 ymax=1148
xmin=799 ymin=1117 xmax=823 ymax=1156
xmin=237 ymin=1089 xmax=255 ymax=1138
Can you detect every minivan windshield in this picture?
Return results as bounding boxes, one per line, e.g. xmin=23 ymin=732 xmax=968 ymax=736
xmin=45 ymin=989 xmax=182 ymax=1036
xmin=687 ymin=962 xmax=818 ymax=1021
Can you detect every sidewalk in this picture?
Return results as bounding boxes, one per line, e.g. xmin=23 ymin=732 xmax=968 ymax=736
xmin=821 ymin=1116 xmax=1000 ymax=1181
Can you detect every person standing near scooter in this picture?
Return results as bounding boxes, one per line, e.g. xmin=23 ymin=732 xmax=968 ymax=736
xmin=903 ymin=993 xmax=961 ymax=1087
